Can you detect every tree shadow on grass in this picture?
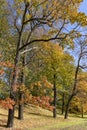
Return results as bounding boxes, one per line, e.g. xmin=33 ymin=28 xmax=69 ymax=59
xmin=69 ymin=114 xmax=87 ymax=120
xmin=0 ymin=113 xmax=7 ymax=117
xmin=0 ymin=120 xmax=22 ymax=130
xmin=27 ymin=112 xmax=53 ymax=118
xmin=0 ymin=114 xmax=23 ymax=130
xmin=0 ymin=119 xmax=7 ymax=129
xmin=0 ymin=113 xmax=9 ymax=129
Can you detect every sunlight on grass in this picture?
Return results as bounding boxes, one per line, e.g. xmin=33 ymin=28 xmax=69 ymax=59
xmin=0 ymin=105 xmax=87 ymax=130
xmin=30 ymin=119 xmax=86 ymax=130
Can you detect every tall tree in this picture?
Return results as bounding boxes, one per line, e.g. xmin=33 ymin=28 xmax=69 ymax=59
xmin=64 ymin=37 xmax=87 ymax=119
xmin=31 ymin=42 xmax=75 ymax=118
xmin=3 ymin=0 xmax=87 ymax=127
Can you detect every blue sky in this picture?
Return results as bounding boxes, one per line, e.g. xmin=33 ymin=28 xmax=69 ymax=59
xmin=79 ymin=0 xmax=87 ymax=14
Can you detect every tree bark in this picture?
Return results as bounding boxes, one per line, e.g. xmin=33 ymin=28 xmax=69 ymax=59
xmin=7 ymin=107 xmax=14 ymax=127
xmin=61 ymin=93 xmax=65 ymax=115
xmin=53 ymin=74 xmax=57 ymax=118
xmin=18 ymin=92 xmax=24 ymax=120
xmin=81 ymin=105 xmax=84 ymax=118
xmin=64 ymin=94 xmax=75 ymax=119
xmin=7 ymin=53 xmax=20 ymax=127
xmin=7 ymin=91 xmax=16 ymax=127
xmin=64 ymin=95 xmax=72 ymax=119
xmin=18 ymin=69 xmax=25 ymax=120
xmin=18 ymin=46 xmax=26 ymax=120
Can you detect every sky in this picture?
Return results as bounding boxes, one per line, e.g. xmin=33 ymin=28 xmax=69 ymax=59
xmin=7 ymin=0 xmax=87 ymax=15
xmin=79 ymin=0 xmax=87 ymax=14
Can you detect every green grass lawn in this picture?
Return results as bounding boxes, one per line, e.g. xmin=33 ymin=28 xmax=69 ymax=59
xmin=0 ymin=105 xmax=87 ymax=130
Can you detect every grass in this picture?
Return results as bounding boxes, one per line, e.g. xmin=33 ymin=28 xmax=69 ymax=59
xmin=0 ymin=105 xmax=87 ymax=130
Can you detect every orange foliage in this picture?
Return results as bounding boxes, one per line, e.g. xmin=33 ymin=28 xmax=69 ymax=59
xmin=0 ymin=61 xmax=13 ymax=68
xmin=0 ymin=98 xmax=15 ymax=109
xmin=25 ymin=95 xmax=54 ymax=111
xmin=41 ymin=76 xmax=53 ymax=88
xmin=31 ymin=77 xmax=53 ymax=89
xmin=0 ymin=69 xmax=4 ymax=75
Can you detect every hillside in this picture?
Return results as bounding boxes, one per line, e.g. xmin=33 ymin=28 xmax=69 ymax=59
xmin=0 ymin=105 xmax=87 ymax=130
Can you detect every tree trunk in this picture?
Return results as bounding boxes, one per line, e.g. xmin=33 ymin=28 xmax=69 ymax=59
xmin=64 ymin=55 xmax=81 ymax=119
xmin=7 ymin=106 xmax=14 ymax=127
xmin=7 ymin=3 xmax=31 ymax=127
xmin=7 ymin=37 xmax=20 ymax=127
xmin=53 ymin=74 xmax=57 ymax=118
xmin=18 ymin=52 xmax=26 ymax=120
xmin=61 ymin=93 xmax=65 ymax=115
xmin=18 ymin=74 xmax=25 ymax=120
xmin=7 ymin=67 xmax=19 ymax=127
xmin=81 ymin=105 xmax=84 ymax=118
xmin=64 ymin=94 xmax=73 ymax=119
xmin=64 ymin=102 xmax=69 ymax=119
xmin=18 ymin=92 xmax=24 ymax=120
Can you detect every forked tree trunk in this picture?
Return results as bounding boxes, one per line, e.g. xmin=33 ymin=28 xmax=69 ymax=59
xmin=64 ymin=54 xmax=81 ymax=119
xmin=64 ymin=101 xmax=70 ymax=119
xmin=7 ymin=3 xmax=28 ymax=127
xmin=53 ymin=74 xmax=57 ymax=118
xmin=64 ymin=94 xmax=74 ymax=119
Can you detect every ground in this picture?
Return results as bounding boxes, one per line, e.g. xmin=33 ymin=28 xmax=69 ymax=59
xmin=0 ymin=105 xmax=87 ymax=130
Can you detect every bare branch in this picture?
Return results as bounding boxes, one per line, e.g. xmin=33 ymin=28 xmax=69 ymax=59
xmin=19 ymin=34 xmax=67 ymax=51
xmin=20 ymin=47 xmax=38 ymax=54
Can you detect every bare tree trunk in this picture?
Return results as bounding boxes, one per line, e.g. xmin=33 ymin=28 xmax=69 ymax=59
xmin=61 ymin=93 xmax=65 ymax=115
xmin=64 ymin=53 xmax=81 ymax=119
xmin=53 ymin=74 xmax=57 ymax=118
xmin=7 ymin=107 xmax=15 ymax=127
xmin=18 ymin=56 xmax=25 ymax=120
xmin=7 ymin=50 xmax=20 ymax=127
xmin=64 ymin=94 xmax=73 ymax=119
xmin=18 ymin=92 xmax=24 ymax=119
xmin=81 ymin=105 xmax=84 ymax=118
xmin=7 ymin=92 xmax=15 ymax=127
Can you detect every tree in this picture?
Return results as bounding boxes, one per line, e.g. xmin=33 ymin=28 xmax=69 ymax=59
xmin=30 ymin=42 xmax=75 ymax=118
xmin=69 ymin=72 xmax=87 ymax=117
xmin=57 ymin=54 xmax=75 ymax=115
xmin=3 ymin=0 xmax=87 ymax=127
xmin=39 ymin=42 xmax=64 ymax=118
xmin=64 ymin=37 xmax=87 ymax=119
xmin=76 ymin=72 xmax=87 ymax=118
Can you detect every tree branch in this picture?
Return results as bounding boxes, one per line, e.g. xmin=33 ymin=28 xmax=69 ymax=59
xmin=19 ymin=34 xmax=67 ymax=51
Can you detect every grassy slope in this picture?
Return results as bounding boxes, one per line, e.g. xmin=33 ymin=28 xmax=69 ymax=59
xmin=0 ymin=105 xmax=87 ymax=130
